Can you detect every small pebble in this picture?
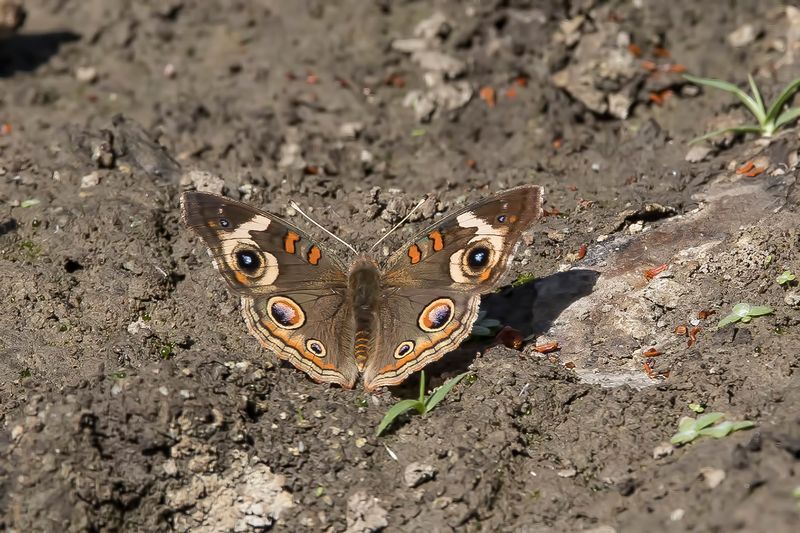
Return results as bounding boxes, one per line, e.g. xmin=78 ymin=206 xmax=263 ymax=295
xmin=699 ymin=467 xmax=726 ymax=488
xmin=75 ymin=66 xmax=98 ymax=83
xmin=653 ymin=442 xmax=674 ymax=459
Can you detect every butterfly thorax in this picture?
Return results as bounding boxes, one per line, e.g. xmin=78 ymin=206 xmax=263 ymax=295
xmin=348 ymin=257 xmax=381 ymax=370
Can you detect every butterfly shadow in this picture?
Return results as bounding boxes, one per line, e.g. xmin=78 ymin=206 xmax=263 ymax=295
xmin=390 ymin=269 xmax=601 ymax=396
xmin=0 ymin=31 xmax=81 ymax=77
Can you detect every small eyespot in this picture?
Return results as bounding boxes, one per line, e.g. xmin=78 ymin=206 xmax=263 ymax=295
xmin=266 ymin=296 xmax=306 ymax=330
xmin=497 ymin=215 xmax=507 ymax=223
xmin=219 ymin=218 xmax=230 ymax=228
xmin=418 ymin=298 xmax=455 ymax=332
xmin=306 ymin=338 xmax=327 ymax=358
xmin=393 ymin=341 xmax=415 ymax=359
xmin=236 ymin=249 xmax=261 ymax=273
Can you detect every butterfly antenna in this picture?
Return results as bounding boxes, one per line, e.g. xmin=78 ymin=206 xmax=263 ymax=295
xmin=289 ymin=201 xmax=358 ymax=254
xmin=369 ymin=197 xmax=428 ymax=253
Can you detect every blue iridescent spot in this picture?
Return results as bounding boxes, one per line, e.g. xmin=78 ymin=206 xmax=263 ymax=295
xmin=236 ymin=250 xmax=260 ymax=272
xmin=497 ymin=215 xmax=507 ymax=223
xmin=467 ymin=247 xmax=489 ymax=269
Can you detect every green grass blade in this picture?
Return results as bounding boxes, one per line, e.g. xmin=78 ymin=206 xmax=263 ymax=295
xmin=688 ymin=125 xmax=763 ymax=144
xmin=775 ymin=106 xmax=800 ymax=129
xmin=698 ymin=421 xmax=734 ymax=438
xmin=748 ymin=74 xmax=764 ymax=113
xmin=683 ymin=74 xmax=766 ymax=124
xmin=747 ymin=305 xmax=773 ymax=317
xmin=765 ymin=78 xmax=800 ymax=122
xmin=717 ymin=313 xmax=741 ymax=328
xmin=418 ymin=370 xmax=426 ymax=403
xmin=375 ymin=399 xmax=425 ymax=436
xmin=424 ymin=371 xmax=470 ymax=413
xmin=695 ymin=412 xmax=725 ymax=430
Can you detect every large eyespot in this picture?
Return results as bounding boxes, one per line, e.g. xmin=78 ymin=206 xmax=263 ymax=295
xmin=393 ymin=341 xmax=415 ymax=359
xmin=467 ymin=246 xmax=490 ymax=269
xmin=305 ymin=338 xmax=327 ymax=358
xmin=266 ymin=296 xmax=306 ymax=329
xmin=236 ymin=249 xmax=261 ymax=273
xmin=231 ymin=244 xmax=266 ymax=279
xmin=418 ymin=298 xmax=455 ymax=332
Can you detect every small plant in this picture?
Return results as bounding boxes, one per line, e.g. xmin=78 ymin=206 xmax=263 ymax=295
xmin=776 ymin=270 xmax=796 ymax=286
xmin=159 ymin=343 xmax=175 ymax=359
xmin=471 ymin=310 xmax=502 ymax=337
xmin=684 ymin=74 xmax=800 ymax=142
xmin=512 ymin=272 xmax=537 ymax=288
xmin=20 ymin=198 xmax=41 ymax=208
xmin=717 ymin=303 xmax=773 ymax=328
xmin=670 ymin=412 xmax=754 ymax=446
xmin=375 ymin=370 xmax=470 ymax=436
xmin=688 ymin=402 xmax=705 ymax=413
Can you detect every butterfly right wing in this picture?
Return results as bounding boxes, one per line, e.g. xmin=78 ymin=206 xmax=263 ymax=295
xmin=181 ymin=191 xmax=358 ymax=388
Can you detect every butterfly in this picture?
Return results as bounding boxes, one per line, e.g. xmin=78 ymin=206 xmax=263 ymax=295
xmin=181 ymin=185 xmax=543 ymax=391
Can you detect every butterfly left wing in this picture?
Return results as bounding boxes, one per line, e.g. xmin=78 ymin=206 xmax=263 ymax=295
xmin=364 ymin=185 xmax=543 ymax=390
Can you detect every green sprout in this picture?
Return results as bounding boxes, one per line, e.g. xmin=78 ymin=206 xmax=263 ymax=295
xmin=471 ymin=310 xmax=502 ymax=338
xmin=670 ymin=412 xmax=754 ymax=446
xmin=717 ymin=303 xmax=773 ymax=328
xmin=159 ymin=343 xmax=175 ymax=359
xmin=793 ymin=486 xmax=800 ymax=509
xmin=512 ymin=272 xmax=537 ymax=288
xmin=688 ymin=402 xmax=705 ymax=413
xmin=684 ymin=74 xmax=800 ymax=142
xmin=776 ymin=270 xmax=796 ymax=286
xmin=375 ymin=370 xmax=470 ymax=436
xmin=20 ymin=198 xmax=41 ymax=208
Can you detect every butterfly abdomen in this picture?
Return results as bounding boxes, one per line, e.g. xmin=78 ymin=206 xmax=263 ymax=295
xmin=348 ymin=259 xmax=382 ymax=371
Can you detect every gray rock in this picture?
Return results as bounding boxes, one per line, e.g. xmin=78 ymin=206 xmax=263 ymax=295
xmin=346 ymin=491 xmax=388 ymax=533
xmin=411 ymin=50 xmax=466 ymax=79
xmin=404 ymin=462 xmax=437 ymax=487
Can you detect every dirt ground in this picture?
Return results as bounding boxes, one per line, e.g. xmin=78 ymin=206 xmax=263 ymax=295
xmin=1 ymin=0 xmax=799 ymax=531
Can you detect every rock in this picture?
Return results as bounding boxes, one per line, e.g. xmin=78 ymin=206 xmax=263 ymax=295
xmin=557 ymin=467 xmax=577 ymax=478
xmin=339 ymin=121 xmax=364 ymax=139
xmin=699 ymin=467 xmax=726 ymax=488
xmin=411 ymin=50 xmax=466 ymax=79
xmin=182 ymin=169 xmax=225 ymax=194
xmin=785 ymin=291 xmax=800 ymax=307
xmin=653 ymin=442 xmax=674 ymax=459
xmin=404 ymin=462 xmax=437 ymax=488
xmin=608 ymin=93 xmax=633 ymax=120
xmin=346 ymin=491 xmax=388 ymax=533
xmin=670 ymin=508 xmax=685 ymax=521
xmin=686 ymin=144 xmax=713 ymax=163
xmin=80 ymin=171 xmax=102 ymax=188
xmin=583 ymin=527 xmax=616 ymax=533
xmin=403 ymin=90 xmax=436 ymax=122
xmin=391 ymin=38 xmax=428 ymax=53
xmin=0 ymin=0 xmax=25 ymax=38
xmin=728 ymin=24 xmax=757 ymax=48
xmin=413 ymin=11 xmax=449 ymax=41
xmin=76 ymin=66 xmax=98 ymax=83
xmin=643 ymin=278 xmax=685 ymax=309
